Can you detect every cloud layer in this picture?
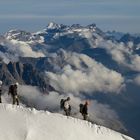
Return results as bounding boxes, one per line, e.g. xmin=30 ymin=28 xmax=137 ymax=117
xmin=0 ymin=37 xmax=45 ymax=63
xmin=46 ymin=50 xmax=124 ymax=95
xmin=96 ymin=40 xmax=140 ymax=72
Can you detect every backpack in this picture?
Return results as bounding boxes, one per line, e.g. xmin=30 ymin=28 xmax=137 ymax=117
xmin=60 ymin=99 xmax=65 ymax=109
xmin=9 ymin=85 xmax=14 ymax=94
xmin=79 ymin=104 xmax=84 ymax=114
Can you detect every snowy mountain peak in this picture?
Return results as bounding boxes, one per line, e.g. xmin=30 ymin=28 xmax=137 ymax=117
xmin=4 ymin=29 xmax=31 ymax=40
xmin=47 ymin=22 xmax=61 ymax=29
xmin=87 ymin=23 xmax=96 ymax=29
xmin=4 ymin=29 xmax=44 ymax=43
xmin=71 ymin=24 xmax=83 ymax=28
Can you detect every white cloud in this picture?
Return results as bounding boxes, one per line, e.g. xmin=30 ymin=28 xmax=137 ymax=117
xmin=134 ymin=75 xmax=140 ymax=86
xmin=7 ymin=39 xmax=45 ymax=58
xmin=0 ymin=38 xmax=45 ymax=63
xmin=18 ymin=85 xmax=61 ymax=111
xmin=130 ymin=55 xmax=140 ymax=71
xmin=0 ymin=52 xmax=11 ymax=63
xmin=89 ymin=100 xmax=126 ymax=131
xmin=46 ymin=51 xmax=124 ymax=95
xmin=97 ymin=40 xmax=140 ymax=72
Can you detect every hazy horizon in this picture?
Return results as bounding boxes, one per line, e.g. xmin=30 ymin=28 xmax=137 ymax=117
xmin=0 ymin=0 xmax=140 ymax=34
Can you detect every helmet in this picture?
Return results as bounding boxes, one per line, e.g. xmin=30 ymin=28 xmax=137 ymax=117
xmin=0 ymin=80 xmax=2 ymax=86
xmin=67 ymin=97 xmax=70 ymax=101
xmin=85 ymin=101 xmax=89 ymax=105
xmin=15 ymin=82 xmax=19 ymax=86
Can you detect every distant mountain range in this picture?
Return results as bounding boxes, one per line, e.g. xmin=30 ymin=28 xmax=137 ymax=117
xmin=0 ymin=22 xmax=139 ymax=87
xmin=0 ymin=22 xmax=140 ymax=139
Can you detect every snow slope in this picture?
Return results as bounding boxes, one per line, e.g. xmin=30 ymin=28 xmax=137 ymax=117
xmin=0 ymin=104 xmax=134 ymax=140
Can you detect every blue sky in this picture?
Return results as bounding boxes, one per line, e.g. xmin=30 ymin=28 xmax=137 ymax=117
xmin=0 ymin=0 xmax=140 ymax=34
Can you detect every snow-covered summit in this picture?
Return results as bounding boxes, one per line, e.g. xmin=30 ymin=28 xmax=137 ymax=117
xmin=4 ymin=29 xmax=44 ymax=43
xmin=0 ymin=104 xmax=134 ymax=140
xmin=47 ymin=22 xmax=61 ymax=29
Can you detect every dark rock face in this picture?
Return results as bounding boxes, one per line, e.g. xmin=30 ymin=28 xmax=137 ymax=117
xmin=119 ymin=33 xmax=140 ymax=45
xmin=0 ymin=61 xmax=48 ymax=92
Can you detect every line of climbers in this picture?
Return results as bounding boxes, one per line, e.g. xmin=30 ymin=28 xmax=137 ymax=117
xmin=60 ymin=97 xmax=89 ymax=120
xmin=0 ymin=80 xmax=19 ymax=105
xmin=0 ymin=80 xmax=89 ymax=121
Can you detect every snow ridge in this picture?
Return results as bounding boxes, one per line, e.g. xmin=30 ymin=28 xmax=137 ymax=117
xmin=0 ymin=104 xmax=134 ymax=140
